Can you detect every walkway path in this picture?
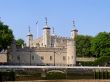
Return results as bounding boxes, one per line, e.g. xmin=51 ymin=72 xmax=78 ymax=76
xmin=7 ymin=80 xmax=110 ymax=82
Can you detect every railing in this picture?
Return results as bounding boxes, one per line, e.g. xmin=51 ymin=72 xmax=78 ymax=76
xmin=0 ymin=66 xmax=110 ymax=69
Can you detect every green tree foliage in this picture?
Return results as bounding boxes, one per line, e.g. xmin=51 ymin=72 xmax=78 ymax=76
xmin=78 ymin=56 xmax=110 ymax=66
xmin=91 ymin=32 xmax=110 ymax=57
xmin=0 ymin=22 xmax=14 ymax=51
xmin=76 ymin=35 xmax=93 ymax=57
xmin=93 ymin=56 xmax=110 ymax=66
xmin=16 ymin=39 xmax=24 ymax=47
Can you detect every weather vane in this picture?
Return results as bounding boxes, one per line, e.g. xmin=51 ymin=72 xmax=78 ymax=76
xmin=45 ymin=17 xmax=48 ymax=25
xmin=73 ymin=19 xmax=75 ymax=27
xmin=36 ymin=21 xmax=38 ymax=25
xmin=28 ymin=26 xmax=30 ymax=32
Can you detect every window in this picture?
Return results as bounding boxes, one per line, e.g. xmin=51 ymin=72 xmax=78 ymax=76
xmin=71 ymin=56 xmax=73 ymax=59
xmin=63 ymin=56 xmax=66 ymax=61
xmin=17 ymin=56 xmax=20 ymax=60
xmin=41 ymin=56 xmax=44 ymax=60
xmin=32 ymin=56 xmax=34 ymax=60
xmin=50 ymin=56 xmax=52 ymax=61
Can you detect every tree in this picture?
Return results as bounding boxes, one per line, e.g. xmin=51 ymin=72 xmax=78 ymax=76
xmin=76 ymin=35 xmax=93 ymax=57
xmin=91 ymin=32 xmax=110 ymax=57
xmin=93 ymin=56 xmax=110 ymax=66
xmin=0 ymin=22 xmax=14 ymax=51
xmin=16 ymin=39 xmax=24 ymax=48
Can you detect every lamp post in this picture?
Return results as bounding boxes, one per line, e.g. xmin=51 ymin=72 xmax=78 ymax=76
xmin=54 ymin=51 xmax=56 ymax=66
xmin=36 ymin=21 xmax=38 ymax=38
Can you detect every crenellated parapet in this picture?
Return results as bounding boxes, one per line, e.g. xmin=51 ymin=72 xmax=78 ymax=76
xmin=53 ymin=35 xmax=71 ymax=40
xmin=51 ymin=35 xmax=72 ymax=48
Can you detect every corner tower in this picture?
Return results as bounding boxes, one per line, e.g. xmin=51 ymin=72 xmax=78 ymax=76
xmin=71 ymin=20 xmax=78 ymax=40
xmin=67 ymin=20 xmax=78 ymax=66
xmin=26 ymin=26 xmax=33 ymax=48
xmin=42 ymin=17 xmax=51 ymax=47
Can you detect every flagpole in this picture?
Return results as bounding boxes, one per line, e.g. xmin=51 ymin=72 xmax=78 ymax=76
xmin=36 ymin=21 xmax=38 ymax=38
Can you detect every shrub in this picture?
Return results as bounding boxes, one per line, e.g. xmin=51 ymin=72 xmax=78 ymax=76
xmin=46 ymin=70 xmax=65 ymax=79
xmin=0 ymin=71 xmax=15 ymax=81
xmin=93 ymin=56 xmax=110 ymax=66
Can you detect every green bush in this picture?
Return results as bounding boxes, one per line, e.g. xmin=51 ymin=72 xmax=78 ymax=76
xmin=78 ymin=56 xmax=110 ymax=66
xmin=78 ymin=61 xmax=94 ymax=66
xmin=93 ymin=56 xmax=110 ymax=66
xmin=0 ymin=71 xmax=15 ymax=81
xmin=46 ymin=71 xmax=65 ymax=79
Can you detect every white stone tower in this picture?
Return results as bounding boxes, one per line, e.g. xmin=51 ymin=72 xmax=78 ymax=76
xmin=26 ymin=26 xmax=33 ymax=48
xmin=67 ymin=20 xmax=78 ymax=66
xmin=42 ymin=17 xmax=51 ymax=47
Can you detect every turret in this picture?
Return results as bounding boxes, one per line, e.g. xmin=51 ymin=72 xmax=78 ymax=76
xmin=26 ymin=26 xmax=33 ymax=48
xmin=67 ymin=20 xmax=78 ymax=66
xmin=42 ymin=17 xmax=51 ymax=47
xmin=71 ymin=20 xmax=78 ymax=40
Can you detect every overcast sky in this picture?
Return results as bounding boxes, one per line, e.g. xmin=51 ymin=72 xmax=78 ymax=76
xmin=0 ymin=0 xmax=110 ymax=40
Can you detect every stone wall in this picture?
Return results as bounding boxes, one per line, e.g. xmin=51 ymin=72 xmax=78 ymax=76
xmin=10 ymin=47 xmax=67 ymax=65
xmin=0 ymin=53 xmax=7 ymax=63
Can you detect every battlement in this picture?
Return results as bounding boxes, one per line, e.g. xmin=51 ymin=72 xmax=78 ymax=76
xmin=53 ymin=35 xmax=71 ymax=40
xmin=0 ymin=50 xmax=7 ymax=54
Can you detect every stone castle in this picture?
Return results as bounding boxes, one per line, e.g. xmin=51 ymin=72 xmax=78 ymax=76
xmin=8 ymin=18 xmax=78 ymax=66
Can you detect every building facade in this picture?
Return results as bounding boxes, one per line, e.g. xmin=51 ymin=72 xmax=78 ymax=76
xmin=9 ymin=18 xmax=78 ymax=66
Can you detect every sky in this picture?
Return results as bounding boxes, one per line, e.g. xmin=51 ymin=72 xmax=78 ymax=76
xmin=0 ymin=0 xmax=110 ymax=40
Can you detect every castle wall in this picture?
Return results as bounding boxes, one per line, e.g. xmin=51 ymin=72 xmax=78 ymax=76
xmin=32 ymin=37 xmax=43 ymax=47
xmin=0 ymin=53 xmax=7 ymax=63
xmin=32 ymin=35 xmax=72 ymax=48
xmin=10 ymin=20 xmax=78 ymax=66
xmin=10 ymin=48 xmax=67 ymax=66
xmin=51 ymin=35 xmax=71 ymax=48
